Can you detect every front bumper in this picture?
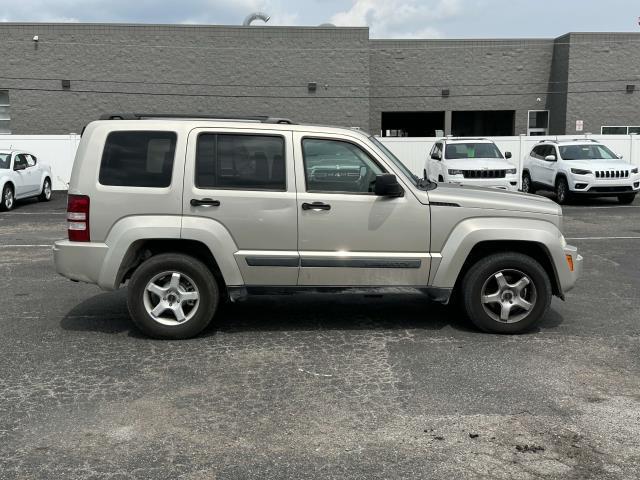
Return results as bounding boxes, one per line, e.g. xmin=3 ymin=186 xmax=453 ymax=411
xmin=559 ymin=243 xmax=583 ymax=295
xmin=569 ymin=176 xmax=640 ymax=196
xmin=447 ymin=177 xmax=519 ymax=191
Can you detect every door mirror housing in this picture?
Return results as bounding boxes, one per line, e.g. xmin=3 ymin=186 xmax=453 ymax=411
xmin=504 ymin=151 xmax=512 ymax=159
xmin=374 ymin=174 xmax=404 ymax=197
xmin=544 ymin=155 xmax=556 ymax=162
xmin=616 ymin=153 xmax=623 ymax=159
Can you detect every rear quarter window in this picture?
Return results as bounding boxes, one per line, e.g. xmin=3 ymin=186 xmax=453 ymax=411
xmin=99 ymin=131 xmax=177 ymax=187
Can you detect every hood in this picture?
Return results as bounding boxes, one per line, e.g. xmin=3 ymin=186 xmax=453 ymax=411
xmin=564 ymin=160 xmax=635 ymax=171
xmin=421 ymin=183 xmax=561 ymax=216
xmin=444 ymin=158 xmax=514 ymax=170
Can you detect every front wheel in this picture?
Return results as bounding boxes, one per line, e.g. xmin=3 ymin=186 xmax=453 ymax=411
xmin=555 ymin=177 xmax=571 ymax=205
xmin=521 ymin=172 xmax=535 ymax=194
xmin=38 ymin=178 xmax=52 ymax=202
xmin=618 ymin=193 xmax=636 ymax=205
xmin=1 ymin=184 xmax=14 ymax=211
xmin=461 ymin=252 xmax=552 ymax=334
xmin=127 ymin=253 xmax=219 ymax=339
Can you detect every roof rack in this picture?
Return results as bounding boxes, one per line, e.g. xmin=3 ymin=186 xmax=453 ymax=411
xmin=99 ymin=113 xmax=295 ymax=124
xmin=536 ymin=139 xmax=558 ymax=144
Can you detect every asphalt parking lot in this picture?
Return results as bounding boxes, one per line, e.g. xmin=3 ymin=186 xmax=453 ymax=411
xmin=1 ymin=193 xmax=639 ymax=479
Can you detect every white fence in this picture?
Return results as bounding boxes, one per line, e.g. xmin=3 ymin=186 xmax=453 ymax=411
xmin=380 ymin=134 xmax=640 ymax=179
xmin=0 ymin=135 xmax=81 ymax=190
xmin=1 ymin=133 xmax=639 ymax=191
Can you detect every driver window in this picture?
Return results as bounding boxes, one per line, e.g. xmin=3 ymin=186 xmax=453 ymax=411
xmin=302 ymin=138 xmax=385 ymax=194
xmin=14 ymin=154 xmax=27 ymax=170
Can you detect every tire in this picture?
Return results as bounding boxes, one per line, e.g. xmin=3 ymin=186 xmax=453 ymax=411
xmin=555 ymin=177 xmax=571 ymax=205
xmin=618 ymin=193 xmax=636 ymax=205
xmin=461 ymin=252 xmax=552 ymax=334
xmin=127 ymin=253 xmax=219 ymax=339
xmin=521 ymin=172 xmax=535 ymax=194
xmin=438 ymin=175 xmax=444 ymax=182
xmin=1 ymin=184 xmax=14 ymax=211
xmin=38 ymin=177 xmax=52 ymax=202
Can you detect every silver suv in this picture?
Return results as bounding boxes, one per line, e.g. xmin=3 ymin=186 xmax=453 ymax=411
xmin=54 ymin=114 xmax=582 ymax=339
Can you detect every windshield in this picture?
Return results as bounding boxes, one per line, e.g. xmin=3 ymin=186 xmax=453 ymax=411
xmin=445 ymin=142 xmax=503 ymax=159
xmin=559 ymin=144 xmax=618 ymax=160
xmin=0 ymin=153 xmax=10 ymax=169
xmin=369 ymin=136 xmax=419 ymax=186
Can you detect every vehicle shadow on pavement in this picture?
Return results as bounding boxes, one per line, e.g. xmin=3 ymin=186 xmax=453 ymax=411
xmin=60 ymin=289 xmax=565 ymax=338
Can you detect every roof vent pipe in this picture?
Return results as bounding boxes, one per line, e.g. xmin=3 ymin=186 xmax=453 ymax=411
xmin=243 ymin=12 xmax=270 ymax=26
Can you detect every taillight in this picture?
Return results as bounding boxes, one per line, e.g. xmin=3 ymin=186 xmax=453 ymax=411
xmin=67 ymin=194 xmax=90 ymax=242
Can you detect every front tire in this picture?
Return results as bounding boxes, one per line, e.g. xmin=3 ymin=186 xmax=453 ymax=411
xmin=521 ymin=172 xmax=535 ymax=194
xmin=461 ymin=252 xmax=552 ymax=334
xmin=555 ymin=177 xmax=571 ymax=205
xmin=38 ymin=178 xmax=52 ymax=202
xmin=1 ymin=184 xmax=14 ymax=211
xmin=618 ymin=193 xmax=636 ymax=205
xmin=127 ymin=253 xmax=219 ymax=339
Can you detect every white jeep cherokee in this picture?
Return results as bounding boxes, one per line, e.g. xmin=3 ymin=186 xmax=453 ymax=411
xmin=426 ymin=138 xmax=518 ymax=191
xmin=522 ymin=140 xmax=640 ymax=204
xmin=53 ymin=114 xmax=582 ymax=339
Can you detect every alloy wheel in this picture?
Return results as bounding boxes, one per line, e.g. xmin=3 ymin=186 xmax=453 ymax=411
xmin=481 ymin=269 xmax=537 ymax=323
xmin=143 ymin=271 xmax=200 ymax=326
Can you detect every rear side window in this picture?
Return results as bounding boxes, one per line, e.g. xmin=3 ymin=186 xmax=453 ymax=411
xmin=99 ymin=131 xmax=176 ymax=187
xmin=195 ymin=134 xmax=285 ymax=190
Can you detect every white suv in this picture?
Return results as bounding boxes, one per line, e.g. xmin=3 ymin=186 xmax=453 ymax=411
xmin=426 ymin=138 xmax=518 ymax=191
xmin=522 ymin=140 xmax=640 ymax=204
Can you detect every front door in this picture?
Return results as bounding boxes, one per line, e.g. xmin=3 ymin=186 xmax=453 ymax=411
xmin=183 ymin=128 xmax=299 ymax=286
xmin=11 ymin=154 xmax=29 ymax=197
xmin=294 ymin=133 xmax=431 ymax=286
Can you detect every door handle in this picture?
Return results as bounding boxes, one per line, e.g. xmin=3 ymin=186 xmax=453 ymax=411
xmin=190 ymin=198 xmax=221 ymax=207
xmin=301 ymin=202 xmax=331 ymax=211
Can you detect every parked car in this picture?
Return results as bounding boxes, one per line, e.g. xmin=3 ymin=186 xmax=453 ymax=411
xmin=522 ymin=140 xmax=640 ymax=204
xmin=426 ymin=138 xmax=518 ymax=191
xmin=0 ymin=150 xmax=53 ymax=211
xmin=54 ymin=114 xmax=582 ymax=339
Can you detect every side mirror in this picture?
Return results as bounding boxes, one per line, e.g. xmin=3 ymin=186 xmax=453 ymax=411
xmin=14 ymin=163 xmax=26 ymax=171
xmin=374 ymin=173 xmax=404 ymax=197
xmin=544 ymin=155 xmax=556 ymax=162
xmin=505 ymin=151 xmax=512 ymax=159
xmin=431 ymin=153 xmax=441 ymax=161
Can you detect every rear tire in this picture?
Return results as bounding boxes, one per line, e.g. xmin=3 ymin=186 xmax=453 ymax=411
xmin=127 ymin=253 xmax=219 ymax=339
xmin=521 ymin=172 xmax=535 ymax=194
xmin=555 ymin=177 xmax=571 ymax=205
xmin=38 ymin=178 xmax=52 ymax=202
xmin=461 ymin=252 xmax=552 ymax=334
xmin=1 ymin=184 xmax=14 ymax=211
xmin=618 ymin=193 xmax=636 ymax=205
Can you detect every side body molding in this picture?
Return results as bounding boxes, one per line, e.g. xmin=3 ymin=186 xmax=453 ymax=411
xmin=429 ymin=217 xmax=566 ymax=291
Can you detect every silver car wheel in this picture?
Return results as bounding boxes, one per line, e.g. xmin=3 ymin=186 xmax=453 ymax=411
xmin=44 ymin=180 xmax=52 ymax=199
xmin=481 ymin=269 xmax=537 ymax=323
xmin=143 ymin=271 xmax=200 ymax=326
xmin=4 ymin=187 xmax=13 ymax=209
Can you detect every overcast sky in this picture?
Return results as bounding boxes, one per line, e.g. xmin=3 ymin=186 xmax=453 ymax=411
xmin=0 ymin=0 xmax=638 ymax=38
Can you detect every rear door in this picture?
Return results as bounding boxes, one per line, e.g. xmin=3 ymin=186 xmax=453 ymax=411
xmin=294 ymin=132 xmax=431 ymax=287
xmin=183 ymin=127 xmax=299 ymax=286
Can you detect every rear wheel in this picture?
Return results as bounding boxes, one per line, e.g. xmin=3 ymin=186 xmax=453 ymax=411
xmin=1 ymin=184 xmax=14 ymax=211
xmin=618 ymin=193 xmax=636 ymax=205
xmin=127 ymin=253 xmax=219 ymax=339
xmin=461 ymin=252 xmax=552 ymax=334
xmin=555 ymin=177 xmax=571 ymax=204
xmin=38 ymin=178 xmax=52 ymax=202
xmin=521 ymin=172 xmax=535 ymax=194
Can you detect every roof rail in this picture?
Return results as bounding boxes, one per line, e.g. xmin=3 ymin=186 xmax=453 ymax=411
xmin=536 ymin=139 xmax=558 ymax=144
xmin=98 ymin=113 xmax=295 ymax=124
xmin=569 ymin=138 xmax=598 ymax=143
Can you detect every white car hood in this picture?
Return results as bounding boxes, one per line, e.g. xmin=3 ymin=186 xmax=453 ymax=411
xmin=444 ymin=158 xmax=514 ymax=170
xmin=564 ymin=160 xmax=634 ymax=171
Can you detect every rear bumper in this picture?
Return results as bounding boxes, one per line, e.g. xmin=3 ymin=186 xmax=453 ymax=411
xmin=53 ymin=240 xmax=109 ymax=286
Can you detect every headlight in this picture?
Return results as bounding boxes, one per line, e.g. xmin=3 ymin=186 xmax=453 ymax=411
xmin=448 ymin=169 xmax=462 ymax=175
xmin=632 ymin=168 xmax=639 ymax=174
xmin=571 ymin=168 xmax=592 ymax=175
xmin=506 ymin=168 xmax=517 ymax=174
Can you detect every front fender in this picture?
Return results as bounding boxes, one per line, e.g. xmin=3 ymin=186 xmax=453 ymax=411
xmin=430 ymin=217 xmax=566 ymax=290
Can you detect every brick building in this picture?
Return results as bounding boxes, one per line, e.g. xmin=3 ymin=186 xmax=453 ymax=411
xmin=0 ymin=23 xmax=638 ymax=136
